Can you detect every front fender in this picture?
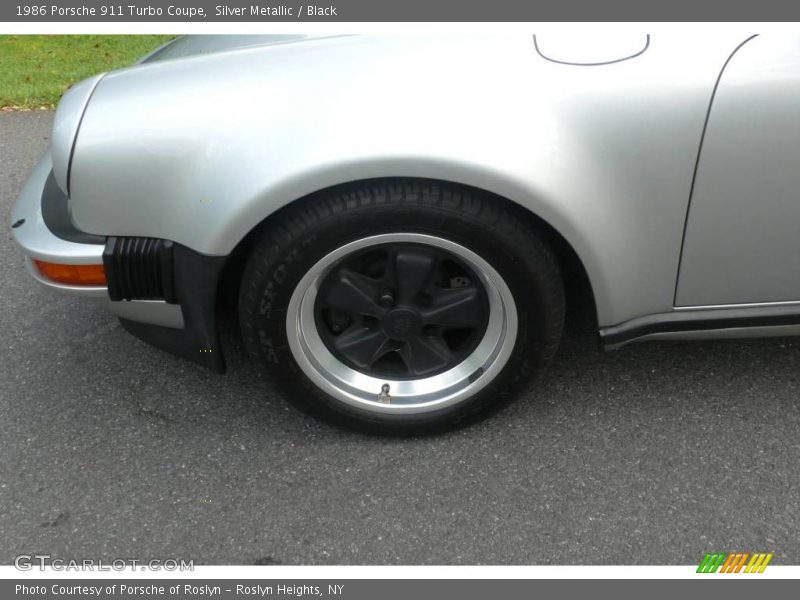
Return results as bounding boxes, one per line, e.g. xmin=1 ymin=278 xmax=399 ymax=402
xmin=66 ymin=33 xmax=746 ymax=326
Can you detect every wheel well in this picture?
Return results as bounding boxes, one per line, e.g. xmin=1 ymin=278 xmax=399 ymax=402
xmin=216 ymin=177 xmax=597 ymax=330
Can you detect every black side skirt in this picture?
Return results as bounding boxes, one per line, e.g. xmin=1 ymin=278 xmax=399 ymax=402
xmin=600 ymin=304 xmax=800 ymax=349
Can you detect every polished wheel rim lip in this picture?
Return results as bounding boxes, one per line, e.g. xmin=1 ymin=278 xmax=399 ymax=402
xmin=286 ymin=233 xmax=518 ymax=414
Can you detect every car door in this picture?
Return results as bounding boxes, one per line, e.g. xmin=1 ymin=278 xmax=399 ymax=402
xmin=676 ymin=35 xmax=800 ymax=307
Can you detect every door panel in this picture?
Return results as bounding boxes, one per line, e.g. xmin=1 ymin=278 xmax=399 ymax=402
xmin=676 ymin=36 xmax=800 ymax=306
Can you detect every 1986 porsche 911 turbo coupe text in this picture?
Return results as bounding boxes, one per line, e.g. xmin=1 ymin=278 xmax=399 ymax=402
xmin=11 ymin=33 xmax=800 ymax=432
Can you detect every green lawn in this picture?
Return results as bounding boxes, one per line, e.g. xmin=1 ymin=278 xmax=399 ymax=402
xmin=0 ymin=35 xmax=174 ymax=110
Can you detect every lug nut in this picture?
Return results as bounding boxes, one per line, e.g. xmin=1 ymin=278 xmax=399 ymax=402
xmin=379 ymin=289 xmax=395 ymax=307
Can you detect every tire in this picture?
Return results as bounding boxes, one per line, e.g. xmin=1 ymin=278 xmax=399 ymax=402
xmin=238 ymin=179 xmax=564 ymax=434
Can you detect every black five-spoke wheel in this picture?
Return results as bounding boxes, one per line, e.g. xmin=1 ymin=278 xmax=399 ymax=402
xmin=314 ymin=243 xmax=490 ymax=379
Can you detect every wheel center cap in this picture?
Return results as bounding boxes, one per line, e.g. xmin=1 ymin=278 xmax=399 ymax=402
xmin=381 ymin=307 xmax=422 ymax=340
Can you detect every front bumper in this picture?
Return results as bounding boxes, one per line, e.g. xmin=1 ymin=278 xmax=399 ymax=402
xmin=11 ymin=152 xmax=231 ymax=371
xmin=11 ymin=153 xmax=184 ymax=329
xmin=12 ymin=154 xmax=106 ymax=272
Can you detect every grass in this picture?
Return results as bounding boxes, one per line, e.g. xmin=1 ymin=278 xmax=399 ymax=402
xmin=0 ymin=35 xmax=174 ymax=110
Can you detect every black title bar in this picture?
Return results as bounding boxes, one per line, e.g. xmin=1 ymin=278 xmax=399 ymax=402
xmin=2 ymin=0 xmax=799 ymax=22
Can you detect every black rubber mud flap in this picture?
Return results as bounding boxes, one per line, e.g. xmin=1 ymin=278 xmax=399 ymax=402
xmin=115 ymin=243 xmax=227 ymax=373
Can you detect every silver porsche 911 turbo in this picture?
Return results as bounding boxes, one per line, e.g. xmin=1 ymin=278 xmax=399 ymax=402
xmin=11 ymin=33 xmax=799 ymax=432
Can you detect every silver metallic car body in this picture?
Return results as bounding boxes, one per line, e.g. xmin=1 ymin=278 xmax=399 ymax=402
xmin=12 ymin=32 xmax=800 ymax=347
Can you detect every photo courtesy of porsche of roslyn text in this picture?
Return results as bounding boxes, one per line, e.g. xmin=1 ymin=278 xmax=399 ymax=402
xmin=1 ymin=27 xmax=799 ymax=583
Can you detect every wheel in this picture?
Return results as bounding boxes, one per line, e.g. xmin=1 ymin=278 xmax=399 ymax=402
xmin=238 ymin=180 xmax=564 ymax=434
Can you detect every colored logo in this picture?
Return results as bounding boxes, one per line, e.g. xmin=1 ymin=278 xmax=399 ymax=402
xmin=697 ymin=552 xmax=773 ymax=573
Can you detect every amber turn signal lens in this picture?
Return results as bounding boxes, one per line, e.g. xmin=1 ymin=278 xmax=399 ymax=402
xmin=32 ymin=259 xmax=106 ymax=286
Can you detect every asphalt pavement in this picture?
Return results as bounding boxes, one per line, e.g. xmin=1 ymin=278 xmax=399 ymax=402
xmin=1 ymin=111 xmax=799 ymax=565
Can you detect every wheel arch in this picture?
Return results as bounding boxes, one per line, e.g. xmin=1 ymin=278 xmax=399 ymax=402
xmin=217 ymin=176 xmax=599 ymax=333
